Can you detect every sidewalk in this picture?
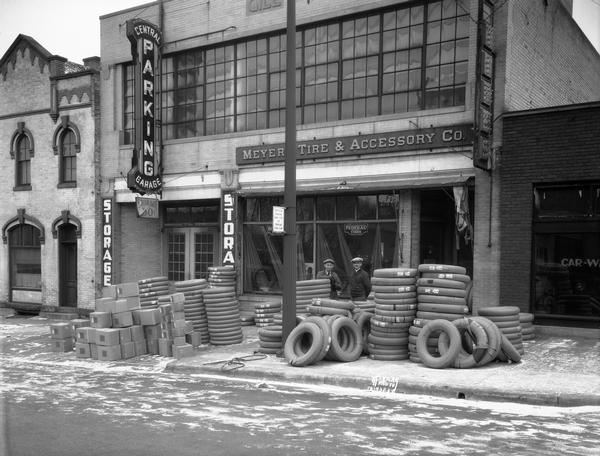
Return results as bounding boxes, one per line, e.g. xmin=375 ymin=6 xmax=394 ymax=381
xmin=167 ymin=325 xmax=600 ymax=407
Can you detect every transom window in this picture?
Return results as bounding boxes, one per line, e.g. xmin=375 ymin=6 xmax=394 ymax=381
xmin=124 ymin=0 xmax=470 ymax=143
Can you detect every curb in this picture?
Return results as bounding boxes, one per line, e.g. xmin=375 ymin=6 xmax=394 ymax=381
xmin=166 ymin=359 xmax=600 ymax=407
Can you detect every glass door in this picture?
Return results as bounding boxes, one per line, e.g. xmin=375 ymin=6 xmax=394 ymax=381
xmin=166 ymin=228 xmax=218 ymax=281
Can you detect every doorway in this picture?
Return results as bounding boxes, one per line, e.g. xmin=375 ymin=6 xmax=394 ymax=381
xmin=58 ymin=224 xmax=77 ymax=307
xmin=166 ymin=228 xmax=218 ymax=281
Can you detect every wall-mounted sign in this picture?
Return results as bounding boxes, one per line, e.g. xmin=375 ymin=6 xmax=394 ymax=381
xmin=246 ymin=0 xmax=283 ymax=15
xmin=126 ymin=19 xmax=163 ymax=194
xmin=236 ymin=125 xmax=473 ymax=165
xmin=102 ymin=198 xmax=113 ymax=286
xmin=272 ymin=206 xmax=285 ymax=234
xmin=222 ymin=193 xmax=237 ymax=266
xmin=136 ymin=196 xmax=159 ymax=219
xmin=344 ymin=223 xmax=368 ymax=236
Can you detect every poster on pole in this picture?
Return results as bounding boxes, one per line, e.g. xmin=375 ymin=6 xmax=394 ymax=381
xmin=272 ymin=206 xmax=285 ymax=234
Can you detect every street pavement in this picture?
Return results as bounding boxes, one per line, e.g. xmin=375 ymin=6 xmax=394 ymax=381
xmin=2 ymin=307 xmax=599 ymax=407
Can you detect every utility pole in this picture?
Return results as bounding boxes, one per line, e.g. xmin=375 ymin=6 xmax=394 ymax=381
xmin=281 ymin=0 xmax=297 ymax=344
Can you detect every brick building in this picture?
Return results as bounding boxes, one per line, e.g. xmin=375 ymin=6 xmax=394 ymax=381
xmin=501 ymin=102 xmax=600 ymax=329
xmin=97 ymin=0 xmax=600 ymax=326
xmin=0 ymin=35 xmax=101 ymax=314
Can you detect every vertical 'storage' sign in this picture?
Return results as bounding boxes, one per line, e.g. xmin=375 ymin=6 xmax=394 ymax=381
xmin=222 ymin=193 xmax=237 ymax=266
xmin=126 ymin=19 xmax=163 ymax=194
xmin=102 ymin=198 xmax=113 ymax=286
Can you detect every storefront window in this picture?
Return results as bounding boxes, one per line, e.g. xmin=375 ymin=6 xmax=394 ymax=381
xmin=9 ymin=225 xmax=41 ymax=290
xmin=533 ymin=183 xmax=600 ymax=323
xmin=243 ymin=194 xmax=398 ymax=294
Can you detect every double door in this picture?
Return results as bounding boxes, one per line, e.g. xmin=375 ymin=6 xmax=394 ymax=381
xmin=166 ymin=228 xmax=218 ymax=281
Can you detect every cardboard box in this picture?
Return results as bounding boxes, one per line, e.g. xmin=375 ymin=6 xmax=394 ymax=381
xmin=172 ymin=311 xmax=185 ymax=321
xmin=134 ymin=308 xmax=161 ymax=325
xmin=161 ymin=327 xmax=173 ymax=339
xmin=172 ymin=325 xmax=186 ymax=337
xmin=117 ymin=282 xmax=139 ymax=298
xmin=95 ymin=328 xmax=121 ymax=346
xmin=123 ymin=296 xmax=140 ymax=310
xmin=95 ymin=297 xmax=116 ymax=313
xmin=172 ymin=343 xmax=194 ymax=359
xmin=158 ymin=338 xmax=173 ymax=357
xmin=118 ymin=327 xmax=132 ymax=344
xmin=134 ymin=340 xmax=148 ymax=356
xmin=102 ymin=285 xmax=118 ymax=299
xmin=144 ymin=324 xmax=162 ymax=340
xmin=130 ymin=325 xmax=145 ymax=342
xmin=98 ymin=344 xmax=122 ymax=361
xmin=75 ymin=343 xmax=91 ymax=358
xmin=184 ymin=321 xmax=194 ymax=334
xmin=173 ymin=336 xmax=187 ymax=346
xmin=51 ymin=338 xmax=73 ymax=352
xmin=158 ymin=303 xmax=172 ymax=317
xmin=147 ymin=338 xmax=159 ymax=355
xmin=121 ymin=341 xmax=136 ymax=359
xmin=75 ymin=327 xmax=95 ymax=344
xmin=112 ymin=311 xmax=133 ymax=328
xmin=90 ymin=311 xmax=112 ymax=328
xmin=90 ymin=343 xmax=98 ymax=359
xmin=70 ymin=319 xmax=91 ymax=331
xmin=50 ymin=322 xmax=73 ymax=339
xmin=185 ymin=332 xmax=203 ymax=347
xmin=113 ymin=299 xmax=130 ymax=314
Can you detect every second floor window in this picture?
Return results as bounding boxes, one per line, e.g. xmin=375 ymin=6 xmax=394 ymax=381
xmin=60 ymin=130 xmax=77 ymax=184
xmin=16 ymin=136 xmax=31 ymax=187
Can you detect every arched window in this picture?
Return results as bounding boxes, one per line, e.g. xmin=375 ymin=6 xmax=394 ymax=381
xmin=60 ymin=129 xmax=77 ymax=184
xmin=9 ymin=224 xmax=42 ymax=291
xmin=16 ymin=135 xmax=32 ymax=187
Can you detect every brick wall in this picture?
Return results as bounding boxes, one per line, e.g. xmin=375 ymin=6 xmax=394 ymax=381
xmin=500 ymin=104 xmax=600 ymax=313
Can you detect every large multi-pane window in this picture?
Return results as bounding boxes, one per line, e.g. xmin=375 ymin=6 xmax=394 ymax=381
xmin=123 ymin=64 xmax=135 ymax=145
xmin=243 ymin=194 xmax=399 ymax=294
xmin=124 ymin=0 xmax=470 ymax=143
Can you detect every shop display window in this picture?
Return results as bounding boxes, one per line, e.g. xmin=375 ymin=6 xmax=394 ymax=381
xmin=243 ymin=194 xmax=398 ymax=294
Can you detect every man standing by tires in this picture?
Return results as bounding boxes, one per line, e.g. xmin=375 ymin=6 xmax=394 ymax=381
xmin=348 ymin=257 xmax=371 ymax=301
xmin=316 ymin=258 xmax=342 ymax=299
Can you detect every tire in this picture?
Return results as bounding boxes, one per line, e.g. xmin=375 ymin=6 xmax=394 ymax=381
xmin=417 ymin=295 xmax=468 ymax=306
xmin=437 ymin=317 xmax=488 ymax=368
xmin=311 ymin=298 xmax=355 ymax=311
xmin=284 ymin=321 xmax=325 ymax=367
xmin=373 ymin=303 xmax=417 ymax=312
xmin=371 ymin=277 xmax=417 ymax=286
xmin=418 ymin=264 xmax=467 ymax=275
xmin=375 ymin=308 xmax=417 ymax=317
xmin=296 ymin=279 xmax=330 ymax=287
xmin=328 ymin=316 xmax=363 ymax=362
xmin=303 ymin=316 xmax=332 ymax=362
xmin=369 ymin=353 xmax=409 ymax=361
xmin=374 ymin=297 xmax=418 ymax=306
xmin=417 ymin=286 xmax=467 ymax=298
xmin=420 ymin=272 xmax=471 ymax=283
xmin=416 ymin=319 xmax=461 ymax=369
xmin=416 ymin=303 xmax=470 ymax=314
xmin=307 ymin=305 xmax=351 ymax=316
xmin=373 ymin=289 xmax=417 ymax=298
xmin=367 ymin=333 xmax=409 ymax=346
xmin=373 ymin=268 xmax=418 ymax=278
xmin=498 ymin=333 xmax=521 ymax=363
xmin=354 ymin=311 xmax=373 ymax=354
xmin=480 ymin=314 xmax=521 ymax=323
xmin=372 ymin=284 xmax=419 ymax=293
xmin=470 ymin=316 xmax=502 ymax=366
xmin=477 ymin=306 xmax=520 ymax=317
xmin=415 ymin=311 xmax=465 ymax=321
xmin=416 ymin=278 xmax=466 ymax=290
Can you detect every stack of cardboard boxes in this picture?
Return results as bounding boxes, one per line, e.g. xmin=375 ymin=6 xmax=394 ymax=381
xmin=49 ymin=280 xmax=202 ymax=361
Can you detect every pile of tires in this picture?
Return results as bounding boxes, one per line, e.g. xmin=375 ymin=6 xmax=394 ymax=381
xmin=519 ymin=312 xmax=535 ymax=341
xmin=478 ymin=306 xmax=524 ymax=355
xmin=138 ymin=276 xmax=171 ymax=308
xmin=283 ymin=315 xmax=363 ymax=366
xmin=295 ymin=279 xmax=331 ymax=314
xmin=174 ymin=278 xmax=210 ymax=345
xmin=257 ymin=324 xmax=283 ymax=355
xmin=354 ymin=292 xmax=376 ymax=313
xmin=409 ymin=264 xmax=472 ymax=363
xmin=203 ymin=286 xmax=243 ymax=345
xmin=254 ymin=299 xmax=282 ymax=327
xmin=307 ymin=297 xmax=354 ymax=317
xmin=208 ymin=266 xmax=237 ymax=288
xmin=353 ymin=310 xmax=373 ymax=355
xmin=368 ymin=268 xmax=418 ymax=361
xmin=416 ymin=316 xmax=521 ymax=369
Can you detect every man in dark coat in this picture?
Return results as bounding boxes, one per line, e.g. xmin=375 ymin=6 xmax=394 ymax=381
xmin=348 ymin=257 xmax=371 ymax=301
xmin=316 ymin=258 xmax=342 ymax=299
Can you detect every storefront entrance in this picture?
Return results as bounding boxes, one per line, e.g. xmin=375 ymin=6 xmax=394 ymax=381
xmin=166 ymin=228 xmax=218 ymax=281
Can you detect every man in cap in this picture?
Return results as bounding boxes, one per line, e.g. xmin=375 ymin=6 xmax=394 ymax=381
xmin=348 ymin=257 xmax=371 ymax=301
xmin=316 ymin=258 xmax=342 ymax=299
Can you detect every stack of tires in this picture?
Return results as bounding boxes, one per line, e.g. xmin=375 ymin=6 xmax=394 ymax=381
xmin=354 ymin=292 xmax=375 ymax=313
xmin=295 ymin=279 xmax=330 ymax=314
xmin=478 ymin=306 xmax=524 ymax=355
xmin=519 ymin=312 xmax=535 ymax=341
xmin=138 ymin=276 xmax=171 ymax=308
xmin=368 ymin=268 xmax=419 ymax=361
xmin=409 ymin=264 xmax=472 ymax=363
xmin=254 ymin=300 xmax=282 ymax=327
xmin=174 ymin=279 xmax=210 ymax=344
xmin=208 ymin=266 xmax=237 ymax=288
xmin=283 ymin=314 xmax=363 ymax=366
xmin=203 ymin=286 xmax=243 ymax=345
xmin=257 ymin=324 xmax=283 ymax=355
xmin=307 ymin=297 xmax=354 ymax=317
